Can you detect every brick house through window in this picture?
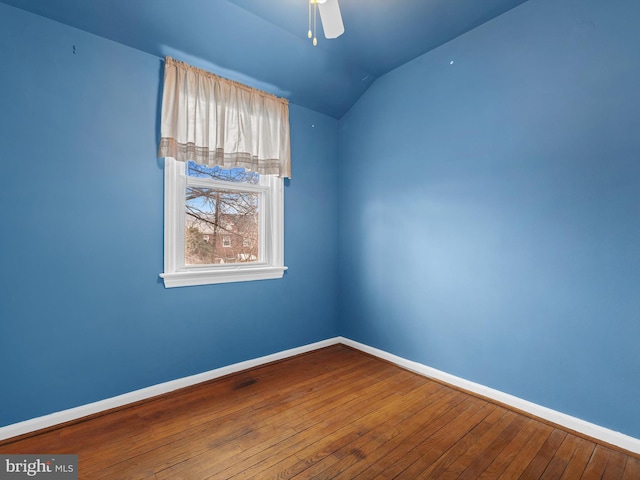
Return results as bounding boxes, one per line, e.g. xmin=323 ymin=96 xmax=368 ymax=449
xmin=185 ymin=212 xmax=259 ymax=265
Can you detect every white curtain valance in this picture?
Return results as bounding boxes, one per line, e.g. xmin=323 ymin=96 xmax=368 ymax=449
xmin=158 ymin=57 xmax=291 ymax=178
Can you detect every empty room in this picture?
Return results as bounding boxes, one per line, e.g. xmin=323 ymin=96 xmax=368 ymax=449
xmin=0 ymin=0 xmax=639 ymax=478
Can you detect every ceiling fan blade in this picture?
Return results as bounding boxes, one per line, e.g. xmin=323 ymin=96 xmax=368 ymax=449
xmin=318 ymin=0 xmax=344 ymax=39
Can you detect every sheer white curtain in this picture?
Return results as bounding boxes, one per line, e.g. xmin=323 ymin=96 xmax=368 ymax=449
xmin=158 ymin=57 xmax=291 ymax=178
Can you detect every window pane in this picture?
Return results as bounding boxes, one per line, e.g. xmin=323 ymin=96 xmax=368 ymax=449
xmin=186 ymin=161 xmax=259 ymax=184
xmin=185 ymin=187 xmax=259 ymax=265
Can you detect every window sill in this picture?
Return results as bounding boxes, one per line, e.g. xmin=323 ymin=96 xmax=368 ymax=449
xmin=160 ymin=266 xmax=287 ymax=288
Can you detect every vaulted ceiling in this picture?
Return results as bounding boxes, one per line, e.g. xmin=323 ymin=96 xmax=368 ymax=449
xmin=1 ymin=0 xmax=528 ymax=118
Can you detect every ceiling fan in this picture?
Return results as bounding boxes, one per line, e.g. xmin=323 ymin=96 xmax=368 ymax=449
xmin=308 ymin=0 xmax=344 ymax=46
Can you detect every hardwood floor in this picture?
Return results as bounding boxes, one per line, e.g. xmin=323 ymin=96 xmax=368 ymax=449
xmin=1 ymin=345 xmax=638 ymax=479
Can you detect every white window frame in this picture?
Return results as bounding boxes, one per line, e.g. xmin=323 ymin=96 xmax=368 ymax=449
xmin=160 ymin=157 xmax=286 ymax=288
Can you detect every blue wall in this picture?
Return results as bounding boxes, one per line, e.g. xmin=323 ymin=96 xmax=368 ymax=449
xmin=339 ymin=0 xmax=640 ymax=438
xmin=0 ymin=3 xmax=339 ymax=427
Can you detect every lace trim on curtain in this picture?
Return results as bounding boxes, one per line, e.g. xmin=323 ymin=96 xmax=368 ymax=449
xmin=158 ymin=138 xmax=284 ymax=176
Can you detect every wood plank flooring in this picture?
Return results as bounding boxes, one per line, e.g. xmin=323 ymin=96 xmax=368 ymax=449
xmin=1 ymin=345 xmax=638 ymax=479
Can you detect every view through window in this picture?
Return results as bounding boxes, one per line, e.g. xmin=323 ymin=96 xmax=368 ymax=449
xmin=185 ymin=161 xmax=260 ymax=265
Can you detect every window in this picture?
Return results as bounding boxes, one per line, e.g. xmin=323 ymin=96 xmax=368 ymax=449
xmin=160 ymin=159 xmax=285 ymax=287
xmin=157 ymin=57 xmax=290 ymax=288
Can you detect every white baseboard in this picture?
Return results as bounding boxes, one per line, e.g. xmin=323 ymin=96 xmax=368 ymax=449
xmin=0 ymin=338 xmax=341 ymax=442
xmin=338 ymin=336 xmax=640 ymax=455
xmin=3 ymin=336 xmax=639 ymax=456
